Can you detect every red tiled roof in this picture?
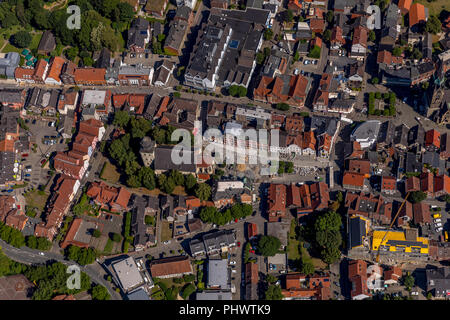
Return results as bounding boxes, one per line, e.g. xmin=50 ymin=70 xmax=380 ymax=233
xmin=74 ymin=68 xmax=106 ymax=84
xmin=413 ymin=202 xmax=431 ymax=225
xmin=348 ymin=159 xmax=370 ymax=175
xmin=398 ymin=0 xmax=412 ymax=13
xmin=150 ymin=256 xmax=193 ymax=278
xmin=14 ymin=67 xmax=34 ymax=80
xmin=381 ymin=176 xmax=396 ymax=191
xmin=425 ymin=129 xmax=440 ymax=148
xmin=409 ymin=3 xmax=427 ymax=27
xmin=352 ymin=26 xmax=368 ymax=48
xmin=343 ymin=172 xmax=366 ymax=187
xmin=46 ymin=56 xmax=65 ymax=82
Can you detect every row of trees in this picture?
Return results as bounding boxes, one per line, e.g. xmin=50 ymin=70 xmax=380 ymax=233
xmin=0 ymin=222 xmax=52 ymax=251
xmin=199 ymin=203 xmax=253 ymax=226
xmin=368 ymin=91 xmax=396 ymax=116
xmin=65 ymin=245 xmax=97 ymax=266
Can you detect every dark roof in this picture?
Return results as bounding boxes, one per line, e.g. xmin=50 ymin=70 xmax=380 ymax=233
xmin=96 ymin=48 xmax=111 ymax=69
xmin=127 ymin=18 xmax=150 ymax=49
xmin=154 ymin=146 xmax=196 ymax=173
xmin=38 ymin=30 xmax=56 ymax=53
xmin=310 ymin=116 xmax=338 ymax=136
xmin=349 ymin=216 xmax=366 ymax=249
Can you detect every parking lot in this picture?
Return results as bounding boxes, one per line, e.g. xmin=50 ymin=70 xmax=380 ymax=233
xmin=20 ymin=118 xmax=68 ymax=189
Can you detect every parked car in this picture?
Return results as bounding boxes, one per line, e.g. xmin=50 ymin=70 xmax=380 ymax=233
xmin=25 ymin=174 xmax=31 ymax=177
xmin=229 ymin=261 xmax=236 ymax=265
xmin=232 ymin=269 xmax=237 ymax=273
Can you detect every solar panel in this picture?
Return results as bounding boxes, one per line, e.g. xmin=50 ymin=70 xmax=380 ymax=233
xmin=229 ymin=40 xmax=239 ymax=49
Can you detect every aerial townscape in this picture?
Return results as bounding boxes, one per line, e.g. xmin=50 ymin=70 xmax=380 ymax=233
xmin=0 ymin=0 xmax=449 ymax=304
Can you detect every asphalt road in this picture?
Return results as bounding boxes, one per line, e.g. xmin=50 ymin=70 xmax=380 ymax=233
xmin=0 ymin=239 xmax=121 ymax=300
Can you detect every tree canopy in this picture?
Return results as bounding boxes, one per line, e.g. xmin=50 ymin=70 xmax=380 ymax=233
xmin=257 ymin=235 xmax=281 ymax=257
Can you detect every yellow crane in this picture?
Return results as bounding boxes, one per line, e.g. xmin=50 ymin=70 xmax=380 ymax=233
xmin=375 ymin=192 xmax=411 ymax=263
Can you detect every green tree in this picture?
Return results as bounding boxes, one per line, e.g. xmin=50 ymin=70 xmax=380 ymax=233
xmin=170 ymin=170 xmax=185 ymax=186
xmin=284 ymin=9 xmax=294 ymax=22
xmin=11 ymin=31 xmax=32 ymax=48
xmin=162 ymin=176 xmax=176 ymax=194
xmin=409 ymin=191 xmax=426 ymax=203
xmin=371 ymin=77 xmax=379 ymax=84
xmin=195 ymin=183 xmax=211 ymax=201
xmin=92 ymin=230 xmax=101 ymax=238
xmin=199 ymin=206 xmax=218 ymax=223
xmin=184 ymin=174 xmax=197 ymax=191
xmin=138 ymin=167 xmax=156 ymax=190
xmin=368 ymin=30 xmax=376 ymax=42
xmin=392 ymin=47 xmax=403 ymax=57
xmin=403 ymin=273 xmax=415 ymax=290
xmin=265 ymin=284 xmax=283 ymax=300
xmin=326 ymin=10 xmax=334 ymax=24
xmin=91 ymin=284 xmax=111 ymax=300
xmin=257 ymin=235 xmax=281 ymax=257
xmin=300 ymin=260 xmax=314 ymax=276
xmin=307 ymin=45 xmax=321 ymax=59
xmin=264 ymin=29 xmax=274 ymax=40
xmin=111 ymin=233 xmax=122 ymax=243
xmin=113 ymin=110 xmax=130 ymax=127
xmin=425 ymin=15 xmax=442 ymax=34
xmin=275 ymin=103 xmax=290 ymax=111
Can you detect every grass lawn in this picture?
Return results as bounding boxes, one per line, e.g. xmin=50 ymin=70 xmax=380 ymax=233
xmin=287 ymin=220 xmax=301 ymax=261
xmin=102 ymin=238 xmax=114 ymax=255
xmin=415 ymin=0 xmax=449 ymax=17
xmin=161 ymin=221 xmax=173 ymax=242
xmin=1 ymin=32 xmax=42 ymax=54
xmin=24 ymin=189 xmax=49 ymax=212
xmin=100 ymin=160 xmax=121 ymax=184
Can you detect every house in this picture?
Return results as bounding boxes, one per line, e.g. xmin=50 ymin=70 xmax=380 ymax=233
xmin=348 ymin=215 xmax=369 ymax=251
xmin=409 ymin=3 xmax=428 ymax=29
xmin=440 ymin=133 xmax=450 ymax=159
xmin=425 ymin=129 xmax=441 ymax=151
xmin=350 ymin=26 xmax=368 ymax=60
xmin=413 ymin=202 xmax=431 ymax=226
xmin=381 ymin=176 xmax=396 ymax=194
xmin=118 ymin=65 xmax=153 ymax=86
xmin=176 ymin=0 xmax=197 ymax=10
xmin=164 ymin=18 xmax=190 ymax=56
xmin=282 ymin=273 xmax=331 ymax=300
xmin=144 ymin=0 xmax=169 ymax=18
xmin=343 ymin=172 xmax=368 ymax=191
xmin=398 ymin=0 xmax=412 ymax=15
xmin=37 ymin=31 xmax=56 ymax=55
xmin=60 ymin=218 xmax=97 ymax=249
xmin=86 ymin=181 xmax=131 ymax=213
xmin=351 ymin=120 xmax=381 ymax=149
xmin=0 ymin=195 xmax=28 ymax=231
xmin=345 ymin=192 xmax=392 ymax=225
xmin=44 ymin=56 xmax=65 ymax=85
xmin=287 ymin=0 xmax=301 ymax=12
xmin=132 ymin=196 xmax=157 ymax=251
xmin=189 ymin=229 xmax=237 ymax=257
xmin=60 ymin=61 xmax=77 ymax=85
xmin=426 ymin=267 xmax=450 ymax=298
xmin=113 ymin=94 xmax=147 ymax=115
xmin=57 ymin=89 xmax=79 ymax=115
xmin=244 ymin=262 xmax=258 ymax=300
xmin=74 ymin=68 xmax=107 ymax=86
xmin=207 ymin=259 xmax=231 ymax=290
xmin=80 ymin=90 xmax=112 ymax=119
xmin=348 ymin=260 xmax=371 ymax=300
xmin=254 ymin=75 xmax=310 ymax=108
xmin=267 ymin=184 xmax=286 ymax=222
xmin=212 ymin=180 xmax=247 ymax=208
xmin=0 ymin=52 xmax=20 ymax=79
xmin=153 ymin=60 xmax=175 ymax=87
xmin=397 ymin=200 xmax=413 ymax=227
xmin=127 ymin=18 xmax=151 ymax=52
xmin=383 ymin=266 xmax=402 ymax=285
xmin=35 ymin=176 xmax=80 ymax=241
xmin=15 ymin=59 xmax=49 ymax=84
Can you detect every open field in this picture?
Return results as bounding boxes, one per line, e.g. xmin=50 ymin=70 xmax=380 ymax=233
xmin=24 ymin=189 xmax=49 ymax=212
xmin=100 ymin=161 xmax=121 ymax=184
xmin=415 ymin=0 xmax=449 ymax=16
xmin=161 ymin=221 xmax=173 ymax=242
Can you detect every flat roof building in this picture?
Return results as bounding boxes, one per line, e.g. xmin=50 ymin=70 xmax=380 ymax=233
xmin=112 ymin=256 xmax=146 ymax=293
